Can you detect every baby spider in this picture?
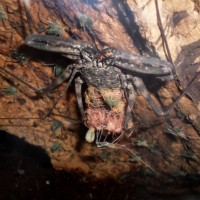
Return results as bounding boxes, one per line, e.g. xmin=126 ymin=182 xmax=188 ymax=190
xmin=164 ymin=123 xmax=186 ymax=140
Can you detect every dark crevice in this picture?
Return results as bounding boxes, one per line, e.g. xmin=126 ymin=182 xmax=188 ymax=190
xmin=112 ymin=0 xmax=158 ymax=57
xmin=0 ymin=130 xmax=52 ymax=168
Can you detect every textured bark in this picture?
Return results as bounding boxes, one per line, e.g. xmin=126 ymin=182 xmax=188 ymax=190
xmin=0 ymin=0 xmax=200 ymax=193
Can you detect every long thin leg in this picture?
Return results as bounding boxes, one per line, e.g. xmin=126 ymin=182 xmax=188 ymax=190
xmin=119 ymin=74 xmax=136 ymax=129
xmin=166 ymin=72 xmax=200 ymax=114
xmin=124 ymin=82 xmax=136 ymax=129
xmin=74 ymin=77 xmax=85 ymax=120
xmin=131 ymin=76 xmax=165 ymax=116
xmin=44 ymin=66 xmax=79 ymax=117
xmin=40 ymin=64 xmax=75 ymax=93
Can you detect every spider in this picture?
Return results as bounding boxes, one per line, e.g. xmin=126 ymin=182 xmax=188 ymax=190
xmin=25 ymin=34 xmax=174 ymax=132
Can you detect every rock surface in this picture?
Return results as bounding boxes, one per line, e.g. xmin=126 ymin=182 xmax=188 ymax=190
xmin=0 ymin=0 xmax=200 ymax=193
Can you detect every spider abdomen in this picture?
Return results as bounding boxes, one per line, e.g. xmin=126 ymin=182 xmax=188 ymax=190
xmin=81 ymin=67 xmax=121 ymax=89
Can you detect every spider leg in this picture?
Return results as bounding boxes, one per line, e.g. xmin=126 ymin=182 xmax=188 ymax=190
xmin=120 ymin=74 xmax=136 ymax=129
xmin=44 ymin=65 xmax=79 ymax=117
xmin=81 ymin=49 xmax=93 ymax=62
xmin=124 ymin=82 xmax=136 ymax=129
xmin=74 ymin=76 xmax=85 ymax=120
xmin=40 ymin=64 xmax=75 ymax=93
xmin=131 ymin=76 xmax=166 ymax=116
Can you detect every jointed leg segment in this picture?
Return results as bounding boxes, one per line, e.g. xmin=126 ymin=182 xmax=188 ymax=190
xmin=124 ymin=83 xmax=136 ymax=129
xmin=43 ymin=65 xmax=80 ymax=117
xmin=131 ymin=76 xmax=166 ymax=116
xmin=75 ymin=77 xmax=85 ymax=120
xmin=41 ymin=64 xmax=74 ymax=93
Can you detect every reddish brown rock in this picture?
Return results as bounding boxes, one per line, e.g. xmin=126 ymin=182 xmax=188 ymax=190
xmin=0 ymin=0 xmax=200 ymax=193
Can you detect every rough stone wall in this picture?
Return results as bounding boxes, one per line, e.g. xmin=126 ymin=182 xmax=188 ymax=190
xmin=0 ymin=0 xmax=200 ymax=192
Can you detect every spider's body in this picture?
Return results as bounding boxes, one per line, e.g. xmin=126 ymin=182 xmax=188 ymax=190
xmin=25 ymin=34 xmax=174 ymax=130
xmin=81 ymin=63 xmax=122 ymax=89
